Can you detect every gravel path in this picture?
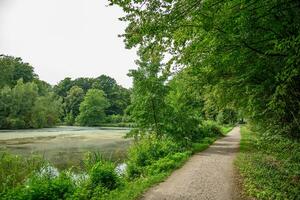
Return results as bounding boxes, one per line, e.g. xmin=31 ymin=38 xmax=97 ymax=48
xmin=141 ymin=127 xmax=241 ymax=200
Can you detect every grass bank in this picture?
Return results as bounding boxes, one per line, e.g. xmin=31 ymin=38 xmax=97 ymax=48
xmin=235 ymin=126 xmax=300 ymax=200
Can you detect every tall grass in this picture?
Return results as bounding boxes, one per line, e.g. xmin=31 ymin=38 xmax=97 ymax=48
xmin=0 ymin=153 xmax=46 ymax=194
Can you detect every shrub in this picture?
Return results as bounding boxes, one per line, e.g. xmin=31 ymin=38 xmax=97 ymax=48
xmin=191 ymin=143 xmax=209 ymax=154
xmin=191 ymin=137 xmax=217 ymax=154
xmin=2 ymin=171 xmax=75 ymax=200
xmin=126 ymin=162 xmax=143 ymax=179
xmin=146 ymin=152 xmax=190 ymax=175
xmin=30 ymin=172 xmax=74 ymax=200
xmin=105 ymin=115 xmax=123 ymax=124
xmin=64 ymin=113 xmax=75 ymax=125
xmin=126 ymin=137 xmax=179 ymax=178
xmin=6 ymin=118 xmax=26 ymax=129
xmin=89 ymin=162 xmax=120 ymax=190
xmin=199 ymin=121 xmax=223 ymax=138
xmin=71 ymin=182 xmax=109 ymax=200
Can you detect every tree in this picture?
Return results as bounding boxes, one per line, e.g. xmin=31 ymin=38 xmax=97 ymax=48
xmin=93 ymin=75 xmax=131 ymax=116
xmin=64 ymin=86 xmax=85 ymax=125
xmin=31 ymin=93 xmax=62 ymax=128
xmin=127 ymin=47 xmax=169 ymax=136
xmin=76 ymin=89 xmax=110 ymax=126
xmin=0 ymin=55 xmax=63 ymax=129
xmin=0 ymin=86 xmax=13 ymax=128
xmin=111 ymin=0 xmax=300 ymax=138
xmin=54 ymin=75 xmax=131 ymax=123
xmin=72 ymin=78 xmax=93 ymax=93
xmin=216 ymin=108 xmax=237 ymax=125
xmin=165 ymin=69 xmax=204 ymax=140
xmin=0 ymin=55 xmax=36 ymax=88
xmin=34 ymin=79 xmax=52 ymax=96
xmin=0 ymin=80 xmax=39 ymax=129
xmin=10 ymin=80 xmax=39 ymax=128
xmin=53 ymin=78 xmax=73 ymax=97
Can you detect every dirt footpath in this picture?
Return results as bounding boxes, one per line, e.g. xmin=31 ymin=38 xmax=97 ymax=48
xmin=141 ymin=127 xmax=241 ymax=200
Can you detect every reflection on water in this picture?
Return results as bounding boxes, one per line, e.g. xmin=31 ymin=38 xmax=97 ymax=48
xmin=37 ymin=163 xmax=127 ymax=182
xmin=115 ymin=163 xmax=127 ymax=175
xmin=39 ymin=165 xmax=59 ymax=177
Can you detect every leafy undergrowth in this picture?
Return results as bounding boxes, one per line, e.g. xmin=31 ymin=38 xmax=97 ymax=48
xmin=220 ymin=125 xmax=234 ymax=135
xmin=235 ymin=126 xmax=300 ymax=200
xmin=0 ymin=122 xmax=230 ymax=200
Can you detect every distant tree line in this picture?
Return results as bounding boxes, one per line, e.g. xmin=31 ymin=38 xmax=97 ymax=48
xmin=0 ymin=55 xmax=131 ymax=129
xmin=54 ymin=75 xmax=131 ymax=126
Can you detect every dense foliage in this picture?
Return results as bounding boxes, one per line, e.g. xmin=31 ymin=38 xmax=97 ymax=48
xmin=54 ymin=75 xmax=131 ymax=125
xmin=0 ymin=55 xmax=131 ymax=128
xmin=128 ymin=49 xmax=169 ymax=136
xmin=0 ymin=56 xmax=61 ymax=129
xmin=76 ymin=89 xmax=110 ymax=126
xmin=64 ymin=86 xmax=85 ymax=125
xmin=110 ymin=0 xmax=300 ymax=138
xmin=0 ymin=55 xmax=36 ymax=87
xmin=108 ymin=1 xmax=300 ymax=199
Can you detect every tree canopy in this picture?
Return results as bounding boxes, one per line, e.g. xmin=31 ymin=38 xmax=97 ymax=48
xmin=110 ymin=0 xmax=300 ymax=138
xmin=54 ymin=75 xmax=131 ymax=124
xmin=0 ymin=55 xmax=36 ymax=88
xmin=64 ymin=86 xmax=85 ymax=125
xmin=76 ymin=89 xmax=110 ymax=126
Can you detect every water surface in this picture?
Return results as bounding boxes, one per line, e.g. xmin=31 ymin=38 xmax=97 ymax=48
xmin=0 ymin=126 xmax=131 ymax=169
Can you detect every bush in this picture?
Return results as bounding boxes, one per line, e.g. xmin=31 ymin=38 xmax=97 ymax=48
xmin=126 ymin=137 xmax=179 ymax=178
xmin=191 ymin=143 xmax=209 ymax=154
xmin=2 ymin=171 xmax=75 ymax=200
xmin=64 ymin=113 xmax=75 ymax=125
xmin=105 ymin=115 xmax=123 ymax=124
xmin=89 ymin=162 xmax=120 ymax=190
xmin=71 ymin=186 xmax=106 ymax=200
xmin=30 ymin=172 xmax=74 ymax=200
xmin=6 ymin=118 xmax=26 ymax=129
xmin=199 ymin=121 xmax=223 ymax=138
xmin=146 ymin=152 xmax=190 ymax=175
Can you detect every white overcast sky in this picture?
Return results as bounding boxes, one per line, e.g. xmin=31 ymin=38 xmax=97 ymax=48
xmin=0 ymin=0 xmax=137 ymax=88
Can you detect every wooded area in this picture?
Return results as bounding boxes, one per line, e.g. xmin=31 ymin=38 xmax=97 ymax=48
xmin=0 ymin=0 xmax=299 ymax=199
xmin=0 ymin=55 xmax=131 ymax=129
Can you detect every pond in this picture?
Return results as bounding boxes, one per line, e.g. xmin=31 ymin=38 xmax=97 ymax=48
xmin=0 ymin=126 xmax=131 ymax=170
